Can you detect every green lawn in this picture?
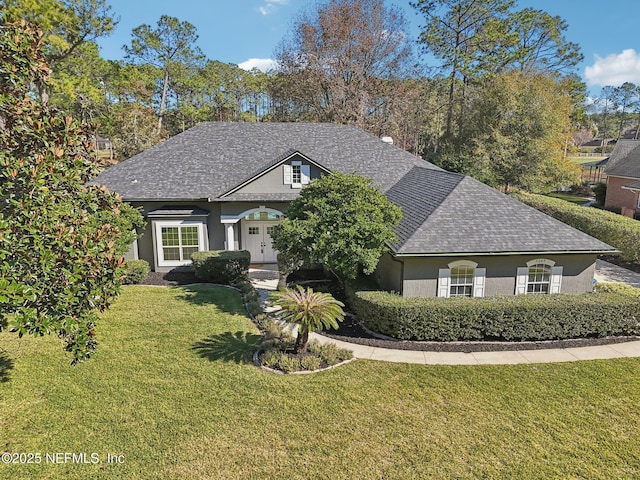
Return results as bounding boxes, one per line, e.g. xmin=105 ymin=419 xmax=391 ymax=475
xmin=545 ymin=191 xmax=590 ymax=205
xmin=2 ymin=285 xmax=640 ymax=479
xmin=569 ymin=156 xmax=607 ymax=165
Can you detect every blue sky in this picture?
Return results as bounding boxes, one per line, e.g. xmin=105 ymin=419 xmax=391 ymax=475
xmin=96 ymin=0 xmax=639 ymax=95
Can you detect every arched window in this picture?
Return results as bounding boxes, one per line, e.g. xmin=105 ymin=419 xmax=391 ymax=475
xmin=438 ymin=260 xmax=485 ymax=298
xmin=516 ymin=259 xmax=563 ymax=295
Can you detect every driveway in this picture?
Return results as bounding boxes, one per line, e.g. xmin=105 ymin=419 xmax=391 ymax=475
xmin=594 ymin=259 xmax=640 ymax=288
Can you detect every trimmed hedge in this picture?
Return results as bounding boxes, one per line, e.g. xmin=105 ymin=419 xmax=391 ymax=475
xmin=123 ymin=260 xmax=150 ymax=285
xmin=192 ymin=250 xmax=251 ymax=285
xmin=346 ymin=279 xmax=640 ymax=342
xmin=512 ymin=191 xmax=640 ymax=262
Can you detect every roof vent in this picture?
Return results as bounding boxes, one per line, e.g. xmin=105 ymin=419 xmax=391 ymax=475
xmin=381 ymin=136 xmax=394 ymax=145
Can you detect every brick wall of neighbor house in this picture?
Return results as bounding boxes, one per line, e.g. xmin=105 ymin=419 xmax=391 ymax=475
xmin=397 ymin=254 xmax=597 ymax=297
xmin=605 ymin=176 xmax=640 ymax=212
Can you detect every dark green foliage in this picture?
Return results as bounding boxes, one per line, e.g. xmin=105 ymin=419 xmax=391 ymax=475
xmin=270 ymin=172 xmax=402 ymax=281
xmin=513 ymin=191 xmax=640 ymax=262
xmin=191 ymin=250 xmax=251 ymax=285
xmin=347 ymin=281 xmax=640 ymax=342
xmin=593 ymin=182 xmax=607 ymax=206
xmin=123 ymin=260 xmax=150 ymax=285
xmin=0 ymin=21 xmax=142 ymax=364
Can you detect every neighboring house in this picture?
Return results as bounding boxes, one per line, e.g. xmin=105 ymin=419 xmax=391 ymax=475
xmin=92 ymin=122 xmax=614 ymax=297
xmin=604 ymin=139 xmax=640 ymax=218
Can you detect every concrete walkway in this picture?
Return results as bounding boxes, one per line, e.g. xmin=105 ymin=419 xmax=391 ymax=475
xmin=248 ymin=263 xmax=640 ymax=365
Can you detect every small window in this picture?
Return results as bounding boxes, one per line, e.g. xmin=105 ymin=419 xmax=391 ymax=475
xmin=292 ymin=164 xmax=302 ymax=184
xmin=248 ymin=227 xmax=260 ymax=235
xmin=516 ymin=259 xmax=563 ymax=295
xmin=450 ymin=265 xmax=474 ymax=297
xmin=266 ymin=226 xmax=275 ymax=236
xmin=527 ymin=264 xmax=551 ymax=294
xmin=437 ymin=261 xmax=485 ymax=298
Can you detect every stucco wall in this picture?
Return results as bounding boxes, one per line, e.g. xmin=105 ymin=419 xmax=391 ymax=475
xmin=130 ymin=201 xmax=220 ymax=271
xmin=605 ymin=176 xmax=640 ymax=213
xmin=130 ymin=201 xmax=291 ymax=272
xmin=396 ymin=253 xmax=597 ymax=297
xmin=231 ymin=157 xmax=326 ymax=195
xmin=374 ymin=253 xmax=403 ymax=293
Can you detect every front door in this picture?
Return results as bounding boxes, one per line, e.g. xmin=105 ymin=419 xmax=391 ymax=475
xmin=243 ymin=221 xmax=278 ymax=263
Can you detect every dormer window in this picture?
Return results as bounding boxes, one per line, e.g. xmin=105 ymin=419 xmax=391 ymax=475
xmin=283 ymin=160 xmax=310 ymax=189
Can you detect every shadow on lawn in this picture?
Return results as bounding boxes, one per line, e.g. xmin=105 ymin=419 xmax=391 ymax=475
xmin=192 ymin=331 xmax=261 ymax=363
xmin=0 ymin=352 xmax=14 ymax=383
xmin=177 ymin=285 xmax=245 ymax=315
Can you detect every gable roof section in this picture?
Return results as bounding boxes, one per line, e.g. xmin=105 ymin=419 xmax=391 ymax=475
xmin=219 ymin=149 xmax=331 ymax=198
xmin=387 ymin=167 xmax=614 ymax=255
xmin=605 ymin=139 xmax=640 ymax=179
xmin=92 ymin=122 xmax=435 ymax=200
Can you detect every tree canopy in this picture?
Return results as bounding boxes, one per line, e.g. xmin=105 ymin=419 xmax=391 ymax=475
xmin=271 ymin=173 xmax=402 ymax=282
xmin=0 ymin=20 xmax=144 ymax=364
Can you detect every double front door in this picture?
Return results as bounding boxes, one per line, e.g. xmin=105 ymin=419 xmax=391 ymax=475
xmin=243 ymin=221 xmax=278 ymax=263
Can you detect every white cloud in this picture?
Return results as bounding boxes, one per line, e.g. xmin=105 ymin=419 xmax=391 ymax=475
xmin=258 ymin=0 xmax=289 ymax=16
xmin=238 ymin=58 xmax=277 ymax=72
xmin=585 ymin=49 xmax=640 ymax=87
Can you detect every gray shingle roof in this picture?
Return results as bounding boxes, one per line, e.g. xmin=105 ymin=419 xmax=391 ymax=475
xmin=605 ymin=139 xmax=640 ymax=179
xmin=92 ymin=122 xmax=434 ymax=200
xmin=93 ymin=122 xmax=614 ymax=255
xmin=387 ymin=167 xmax=614 ymax=254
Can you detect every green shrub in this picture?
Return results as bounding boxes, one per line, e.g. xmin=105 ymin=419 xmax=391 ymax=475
xmin=593 ymin=182 xmax=607 ymax=206
xmin=348 ymin=283 xmax=640 ymax=342
xmin=512 ymin=191 xmax=640 ymax=262
xmin=276 ymin=355 xmax=301 ymax=373
xmin=191 ymin=250 xmax=251 ymax=285
xmin=123 ymin=260 xmax=150 ymax=284
xmin=300 ymin=355 xmax=322 ymax=371
xmin=261 ymin=348 xmax=285 ymax=368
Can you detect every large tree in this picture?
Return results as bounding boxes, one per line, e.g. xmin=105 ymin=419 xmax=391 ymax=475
xmin=0 ymin=20 xmax=143 ymax=364
xmin=271 ymin=172 xmax=402 ymax=283
xmin=1 ymin=0 xmax=118 ymax=105
xmin=275 ymin=0 xmax=414 ymax=130
xmin=460 ymin=70 xmax=580 ymax=191
xmin=412 ymin=0 xmax=514 ymax=138
xmin=123 ymin=15 xmax=205 ymax=134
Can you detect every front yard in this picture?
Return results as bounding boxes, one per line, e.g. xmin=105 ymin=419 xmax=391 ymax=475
xmin=1 ymin=285 xmax=640 ymax=479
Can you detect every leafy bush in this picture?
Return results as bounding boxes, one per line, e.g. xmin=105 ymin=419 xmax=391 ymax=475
xmin=123 ymin=260 xmax=150 ymax=285
xmin=300 ymin=355 xmax=322 ymax=371
xmin=276 ymin=355 xmax=301 ymax=373
xmin=348 ymin=282 xmax=640 ymax=342
xmin=512 ymin=191 xmax=640 ymax=262
xmin=593 ymin=182 xmax=607 ymax=206
xmin=307 ymin=339 xmax=353 ymax=365
xmin=191 ymin=250 xmax=251 ymax=285
xmin=261 ymin=348 xmax=286 ymax=368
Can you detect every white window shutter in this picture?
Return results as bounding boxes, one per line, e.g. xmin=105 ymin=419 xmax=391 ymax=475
xmin=473 ymin=268 xmax=486 ymax=297
xmin=550 ymin=266 xmax=563 ymax=294
xmin=515 ymin=267 xmax=528 ymax=295
xmin=301 ymin=164 xmax=311 ymax=184
xmin=437 ymin=269 xmax=451 ymax=298
xmin=283 ymin=164 xmax=292 ymax=184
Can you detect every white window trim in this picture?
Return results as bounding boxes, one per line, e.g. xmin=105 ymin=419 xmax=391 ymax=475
xmin=284 ymin=161 xmax=310 ymax=189
xmin=154 ymin=220 xmax=206 ymax=268
xmin=516 ymin=259 xmax=562 ymax=295
xmin=437 ymin=260 xmax=485 ymax=298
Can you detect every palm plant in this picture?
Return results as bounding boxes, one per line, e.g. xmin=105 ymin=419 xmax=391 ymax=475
xmin=268 ymin=285 xmax=345 ymax=353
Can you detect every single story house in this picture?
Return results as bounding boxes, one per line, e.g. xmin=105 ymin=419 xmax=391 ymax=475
xmin=604 ymin=139 xmax=640 ymax=218
xmin=93 ymin=122 xmax=615 ymax=297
